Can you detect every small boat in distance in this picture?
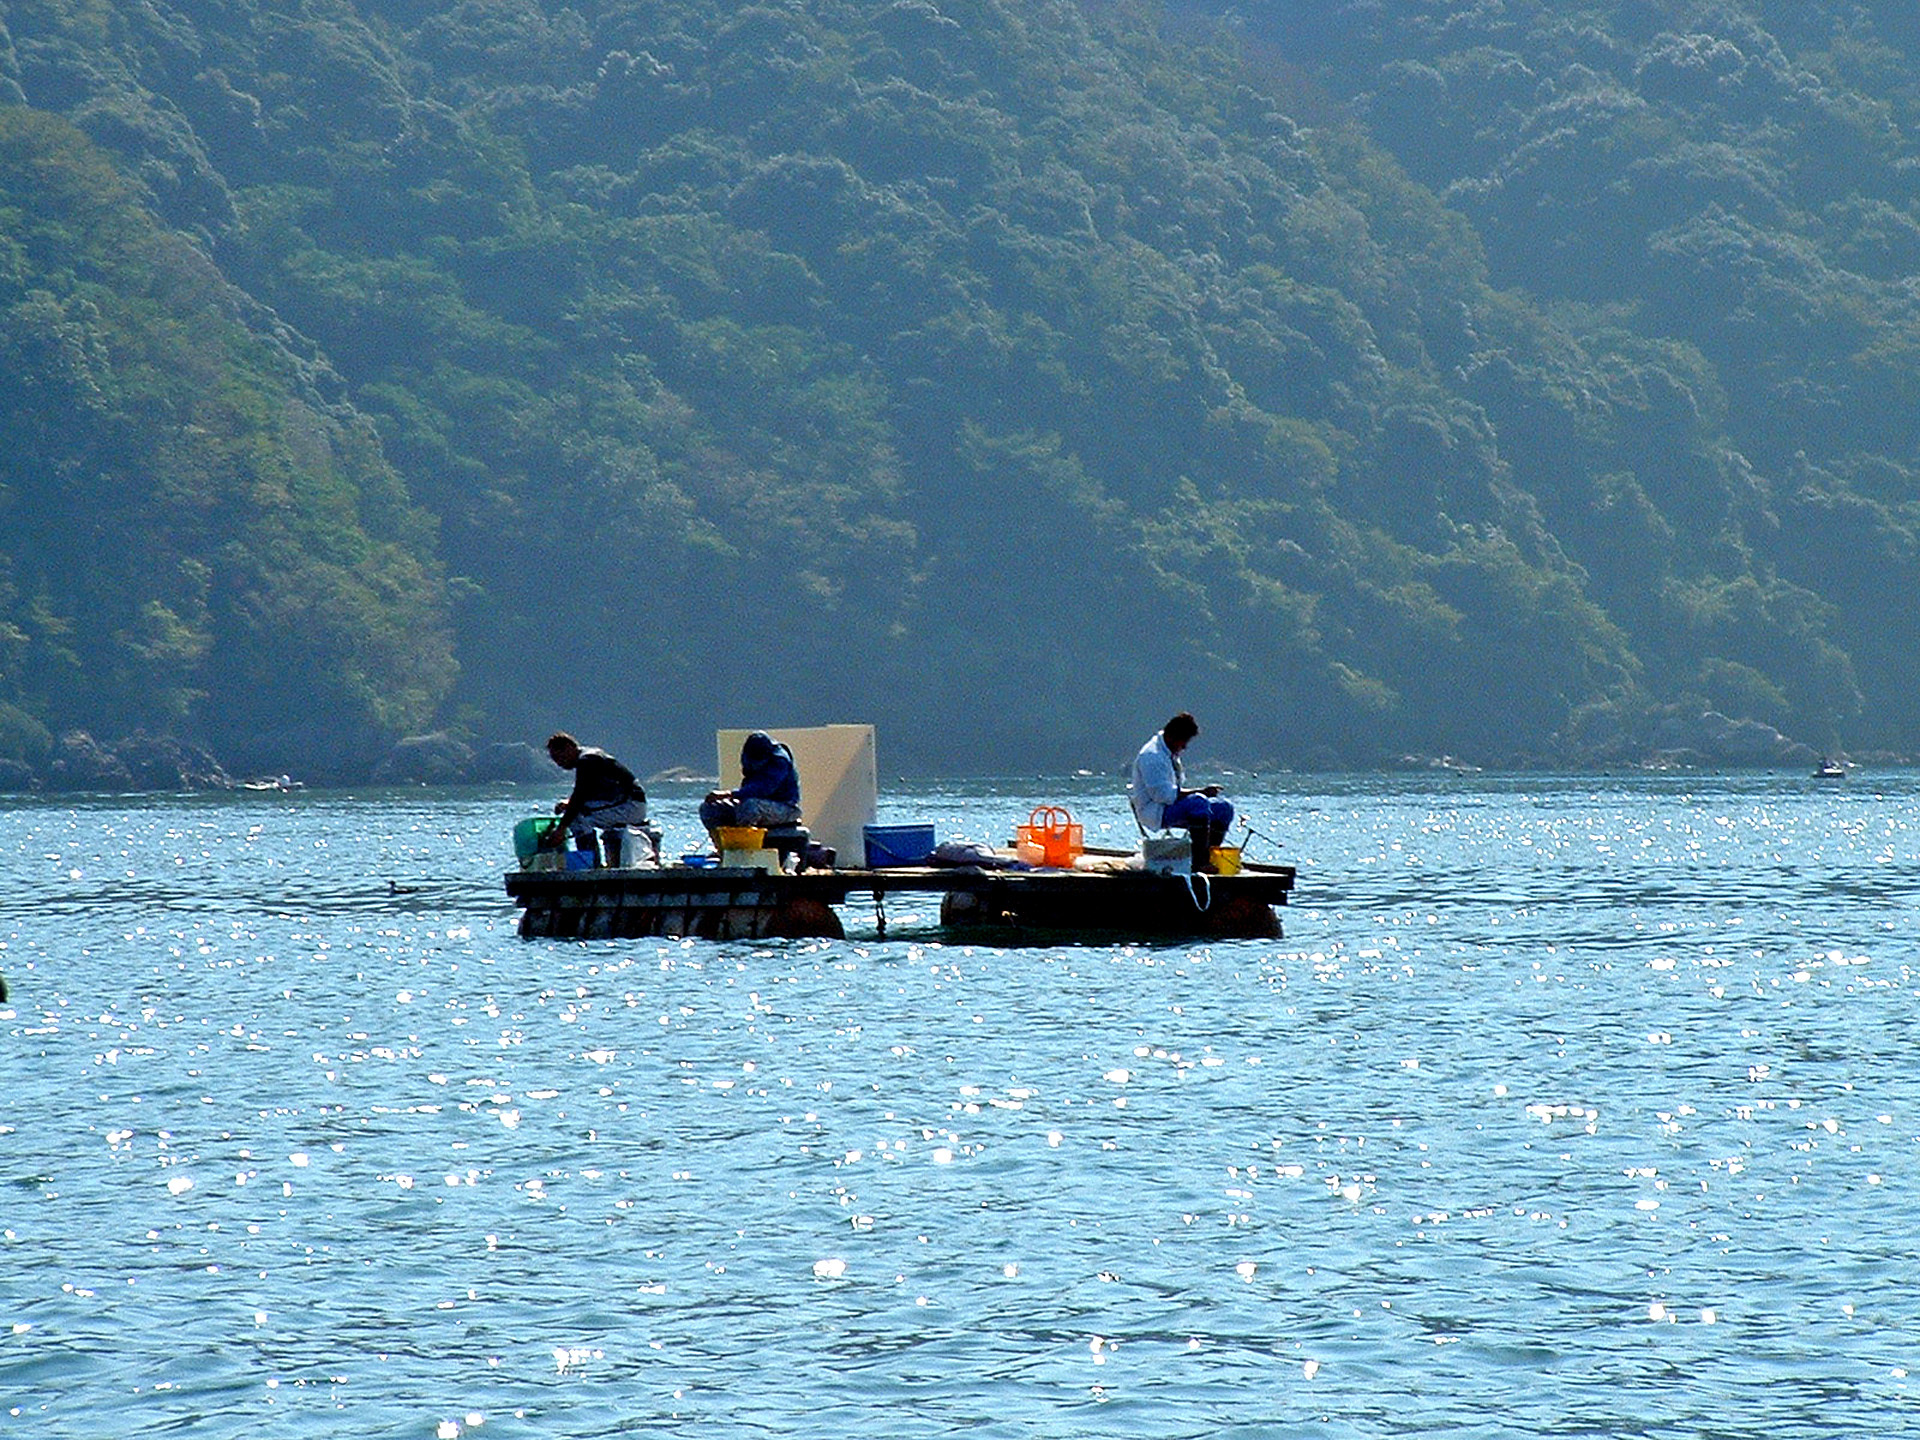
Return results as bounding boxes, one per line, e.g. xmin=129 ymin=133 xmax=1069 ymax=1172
xmin=1813 ymin=756 xmax=1846 ymax=780
xmin=241 ymin=773 xmax=304 ymax=791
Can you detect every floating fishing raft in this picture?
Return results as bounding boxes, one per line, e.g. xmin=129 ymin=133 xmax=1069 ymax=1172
xmin=505 ymin=855 xmax=1295 ymax=943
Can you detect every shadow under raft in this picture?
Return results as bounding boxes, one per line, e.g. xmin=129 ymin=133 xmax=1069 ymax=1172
xmin=505 ymin=861 xmax=1295 ymax=943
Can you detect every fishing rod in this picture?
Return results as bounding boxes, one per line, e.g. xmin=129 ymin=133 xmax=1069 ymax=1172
xmin=1237 ymin=819 xmax=1285 ymax=858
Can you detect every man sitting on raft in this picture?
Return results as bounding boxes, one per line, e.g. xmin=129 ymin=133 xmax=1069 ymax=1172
xmin=1129 ymin=711 xmax=1234 ymax=873
xmin=701 ymin=731 xmax=802 ymax=846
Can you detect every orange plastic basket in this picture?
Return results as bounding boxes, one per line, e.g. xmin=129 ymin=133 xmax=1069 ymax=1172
xmin=1015 ymin=805 xmax=1084 ymax=868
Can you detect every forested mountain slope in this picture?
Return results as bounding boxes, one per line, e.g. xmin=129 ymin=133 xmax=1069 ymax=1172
xmin=0 ymin=102 xmax=453 ymax=777
xmin=1196 ymin=0 xmax=1920 ymax=759
xmin=0 ymin=0 xmax=1912 ymax=777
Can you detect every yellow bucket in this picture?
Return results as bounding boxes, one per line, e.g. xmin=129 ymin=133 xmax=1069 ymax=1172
xmin=1210 ymin=846 xmax=1243 ymax=876
xmin=713 ymin=826 xmax=767 ymax=851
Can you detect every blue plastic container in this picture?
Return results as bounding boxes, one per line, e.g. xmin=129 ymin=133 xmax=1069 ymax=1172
xmin=563 ymin=849 xmax=596 ymax=870
xmin=680 ymin=854 xmax=714 ymax=869
xmin=864 ymin=823 xmax=936 ymax=868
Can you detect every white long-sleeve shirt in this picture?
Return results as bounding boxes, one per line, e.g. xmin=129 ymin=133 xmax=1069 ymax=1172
xmin=1128 ymin=731 xmax=1183 ymax=830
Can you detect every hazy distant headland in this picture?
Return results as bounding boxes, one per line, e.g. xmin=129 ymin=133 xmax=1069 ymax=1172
xmin=1 ymin=2 xmax=1916 ymax=782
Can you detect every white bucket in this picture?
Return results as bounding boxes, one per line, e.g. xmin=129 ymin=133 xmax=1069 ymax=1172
xmin=1141 ymin=832 xmax=1190 ymax=874
xmin=600 ymin=827 xmax=657 ymax=868
xmin=720 ymin=847 xmax=778 ymax=872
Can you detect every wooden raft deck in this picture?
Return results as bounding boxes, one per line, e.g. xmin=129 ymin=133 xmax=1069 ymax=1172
xmin=505 ymin=861 xmax=1295 ymax=942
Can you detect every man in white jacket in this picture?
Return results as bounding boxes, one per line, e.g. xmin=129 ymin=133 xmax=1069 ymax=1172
xmin=1128 ymin=712 xmax=1234 ymax=872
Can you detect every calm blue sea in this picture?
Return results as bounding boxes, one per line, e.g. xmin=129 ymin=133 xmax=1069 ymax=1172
xmin=4 ymin=772 xmax=1920 ymax=1437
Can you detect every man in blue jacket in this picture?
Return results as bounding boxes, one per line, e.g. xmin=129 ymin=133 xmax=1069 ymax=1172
xmin=701 ymin=731 xmax=802 ymax=843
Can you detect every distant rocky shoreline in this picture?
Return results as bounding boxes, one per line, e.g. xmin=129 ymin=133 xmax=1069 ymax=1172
xmin=0 ymin=712 xmax=1903 ymax=796
xmin=1375 ymin=710 xmax=1904 ymax=775
xmin=0 ymin=729 xmax=557 ymax=794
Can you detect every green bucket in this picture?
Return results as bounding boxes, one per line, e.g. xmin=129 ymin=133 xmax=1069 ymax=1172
xmin=513 ymin=815 xmax=561 ymax=862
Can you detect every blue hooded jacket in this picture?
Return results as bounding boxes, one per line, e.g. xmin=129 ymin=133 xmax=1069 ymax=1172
xmin=737 ymin=731 xmax=800 ymax=806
